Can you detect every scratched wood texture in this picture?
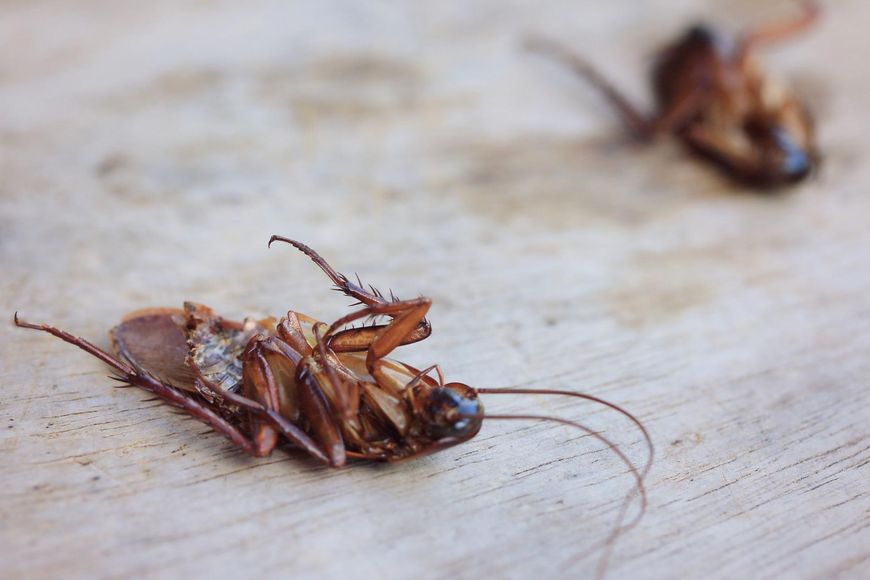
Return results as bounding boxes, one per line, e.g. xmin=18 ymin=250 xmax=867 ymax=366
xmin=2 ymin=1 xmax=869 ymax=578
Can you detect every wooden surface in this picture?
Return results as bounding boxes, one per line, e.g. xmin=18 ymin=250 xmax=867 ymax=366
xmin=2 ymin=1 xmax=869 ymax=578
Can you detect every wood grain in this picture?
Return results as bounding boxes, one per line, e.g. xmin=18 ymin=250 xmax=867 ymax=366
xmin=1 ymin=1 xmax=868 ymax=578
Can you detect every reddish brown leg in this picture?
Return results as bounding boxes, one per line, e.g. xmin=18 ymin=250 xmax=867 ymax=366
xmin=526 ymin=36 xmax=710 ymax=140
xmin=268 ymin=236 xmax=432 ymax=351
xmin=295 ymin=352 xmax=347 ymax=467
xmin=317 ymin=298 xmax=432 ymax=401
xmin=288 ymin=298 xmax=432 ymax=427
xmin=205 ymin=336 xmax=338 ymax=465
xmin=741 ymin=0 xmax=819 ymax=52
xmin=15 ymin=314 xmax=258 ymax=455
xmin=14 ymin=314 xmax=330 ymax=465
xmin=241 ymin=333 xmax=346 ymax=467
xmin=276 ymin=312 xmax=313 ymax=357
xmin=526 ymin=35 xmax=653 ymax=139
xmin=322 ymin=297 xmax=431 ymax=364
xmin=269 ymin=236 xmax=385 ymax=307
xmin=241 ymin=340 xmax=281 ymax=456
xmin=306 ymin=323 xmax=359 ymax=421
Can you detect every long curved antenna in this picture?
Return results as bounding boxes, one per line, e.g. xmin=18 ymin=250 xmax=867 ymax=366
xmin=477 ymin=387 xmax=654 ymax=477
xmin=477 ymin=412 xmax=647 ymax=579
xmin=475 ymin=387 xmax=654 ymax=578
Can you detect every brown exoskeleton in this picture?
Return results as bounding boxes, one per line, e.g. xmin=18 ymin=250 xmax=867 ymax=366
xmin=527 ymin=1 xmax=820 ymax=187
xmin=15 ymin=237 xmax=652 ymax=575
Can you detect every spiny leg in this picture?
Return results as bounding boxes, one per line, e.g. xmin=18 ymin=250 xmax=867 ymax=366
xmin=327 ymin=317 xmax=431 ymax=354
xmin=268 ymin=235 xmax=432 ymax=351
xmin=318 ymin=297 xmax=432 ymax=399
xmin=269 ymin=236 xmax=389 ymax=307
xmin=321 ymin=297 xmax=431 ymax=364
xmin=15 ymin=314 xmax=330 ymax=464
xmin=15 ymin=313 xmax=259 ymax=455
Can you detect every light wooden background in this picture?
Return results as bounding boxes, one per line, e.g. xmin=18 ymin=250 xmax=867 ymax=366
xmin=2 ymin=1 xmax=868 ymax=578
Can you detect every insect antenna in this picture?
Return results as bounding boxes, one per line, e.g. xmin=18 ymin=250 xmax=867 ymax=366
xmin=472 ymin=388 xmax=654 ymax=578
xmin=477 ymin=387 xmax=653 ymax=477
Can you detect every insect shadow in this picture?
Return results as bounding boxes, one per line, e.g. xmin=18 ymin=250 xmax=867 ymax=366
xmin=15 ymin=236 xmax=653 ymax=576
xmin=527 ymin=0 xmax=821 ymax=189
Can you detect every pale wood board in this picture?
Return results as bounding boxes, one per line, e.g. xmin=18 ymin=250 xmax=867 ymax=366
xmin=1 ymin=1 xmax=868 ymax=578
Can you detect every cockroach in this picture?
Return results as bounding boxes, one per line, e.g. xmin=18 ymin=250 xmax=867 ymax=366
xmin=15 ymin=237 xmax=652 ymax=575
xmin=527 ymin=1 xmax=820 ymax=187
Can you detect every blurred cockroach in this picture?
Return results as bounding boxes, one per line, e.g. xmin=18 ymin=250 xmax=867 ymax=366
xmin=15 ymin=237 xmax=652 ymax=575
xmin=527 ymin=1 xmax=820 ymax=187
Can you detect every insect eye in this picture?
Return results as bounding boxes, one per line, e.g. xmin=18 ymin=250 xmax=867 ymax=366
xmin=424 ymin=387 xmax=482 ymax=439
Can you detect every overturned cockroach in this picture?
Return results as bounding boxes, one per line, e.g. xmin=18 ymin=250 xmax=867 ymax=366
xmin=528 ymin=1 xmax=820 ymax=187
xmin=15 ymin=237 xmax=652 ymax=574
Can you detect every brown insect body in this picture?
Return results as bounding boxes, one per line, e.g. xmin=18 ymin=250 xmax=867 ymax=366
xmin=529 ymin=1 xmax=820 ymax=187
xmin=14 ymin=237 xmax=651 ymax=465
xmin=15 ymin=237 xmax=653 ymax=575
xmin=109 ymin=299 xmax=481 ymax=466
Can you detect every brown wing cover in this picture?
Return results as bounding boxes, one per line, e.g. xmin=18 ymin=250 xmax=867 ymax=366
xmin=110 ymin=304 xmax=273 ymax=396
xmin=110 ymin=308 xmax=196 ymax=390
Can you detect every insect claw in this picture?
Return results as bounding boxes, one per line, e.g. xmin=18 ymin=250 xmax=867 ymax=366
xmin=13 ymin=312 xmax=41 ymax=330
xmin=266 ymin=234 xmax=300 ymax=249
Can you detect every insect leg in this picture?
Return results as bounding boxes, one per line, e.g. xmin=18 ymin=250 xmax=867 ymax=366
xmin=320 ymin=297 xmax=431 ymax=364
xmin=295 ymin=352 xmax=347 ymax=467
xmin=268 ymin=236 xmax=389 ymax=306
xmin=741 ymin=1 xmax=819 ymax=51
xmin=240 ymin=340 xmax=282 ymax=457
xmin=303 ymin=322 xmax=359 ymax=422
xmin=276 ymin=311 xmax=314 ymax=356
xmin=326 ymin=317 xmax=431 ymax=353
xmin=268 ymin=235 xmax=432 ymax=351
xmin=319 ymin=298 xmax=432 ymax=401
xmin=14 ymin=313 xmax=259 ymax=456
xmin=15 ymin=314 xmax=331 ymax=464
xmin=525 ymin=35 xmax=653 ymax=140
xmin=240 ymin=335 xmax=346 ymax=467
xmin=188 ymin=339 xmax=333 ymax=465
